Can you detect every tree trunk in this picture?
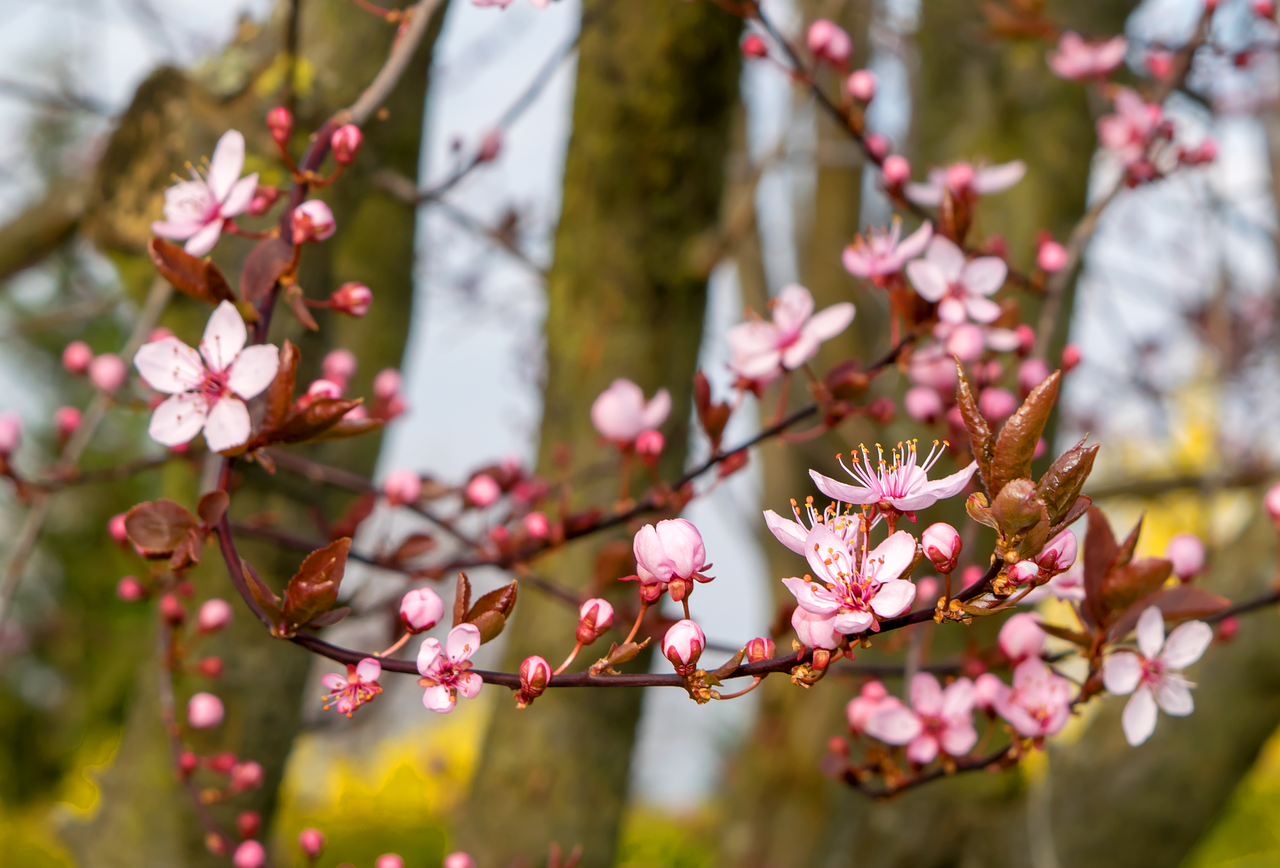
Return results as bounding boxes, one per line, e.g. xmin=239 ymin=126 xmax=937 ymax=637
xmin=457 ymin=2 xmax=741 ymax=865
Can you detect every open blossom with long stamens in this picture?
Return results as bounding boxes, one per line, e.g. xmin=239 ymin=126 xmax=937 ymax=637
xmin=906 ymin=236 xmax=1007 ymax=325
xmin=1048 ymin=32 xmax=1128 ymax=81
xmin=810 ymin=441 xmax=977 ymax=518
xmin=151 ymin=130 xmax=259 ymax=256
xmin=842 ymin=219 xmax=932 ymax=282
xmin=865 ymin=673 xmax=978 ymax=764
xmin=1102 ymin=606 xmax=1213 ymax=746
xmin=321 ymin=658 xmax=383 ymax=717
xmin=727 ymin=285 xmax=854 ymax=387
xmin=764 ymin=496 xmax=865 ymax=556
xmin=133 ymin=301 xmax=280 ymax=452
xmin=904 ymin=160 xmax=1026 ymax=207
xmin=782 ymin=525 xmax=917 ymax=648
xmin=417 ymin=624 xmax=483 ymax=713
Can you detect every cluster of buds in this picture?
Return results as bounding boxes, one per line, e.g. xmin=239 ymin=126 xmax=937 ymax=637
xmin=62 ymin=340 xmax=128 ymax=393
xmin=628 ymin=519 xmax=713 ymax=603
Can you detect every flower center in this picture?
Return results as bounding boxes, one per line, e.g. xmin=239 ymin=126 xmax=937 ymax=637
xmin=198 ymin=369 xmax=231 ymax=405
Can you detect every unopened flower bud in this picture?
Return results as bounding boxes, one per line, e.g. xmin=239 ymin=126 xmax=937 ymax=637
xmin=998 ymin=612 xmax=1045 ymax=662
xmin=576 ymin=598 xmax=614 ymax=645
xmin=198 ymin=656 xmax=224 ymax=679
xmin=116 ymin=575 xmax=145 ymax=601
xmin=863 ymin=133 xmax=888 ymax=160
xmin=807 ymin=19 xmax=852 ymax=67
xmin=376 ymin=855 xmax=405 ymax=868
xmin=1017 ymin=358 xmax=1051 ymax=397
xmin=745 ymin=636 xmax=776 ymax=663
xmin=1060 ymin=343 xmax=1082 ymax=371
xmin=1007 ymin=560 xmax=1039 ymax=585
xmin=882 ymin=154 xmax=911 ymax=186
xmin=307 ymin=379 xmax=343 ymax=401
xmin=1217 ymin=615 xmax=1239 ymax=642
xmin=1165 ymin=532 xmax=1206 ymax=580
xmin=904 ymin=386 xmax=943 ymax=423
xmin=978 ymin=387 xmax=1017 ymax=422
xmin=477 ymin=129 xmax=503 ymax=163
xmin=741 ymin=34 xmax=768 ymax=58
xmin=0 ymin=412 xmax=21 ymax=455
xmin=1037 ymin=239 xmax=1068 ymax=273
xmin=322 ymin=349 xmax=357 ymax=387
xmin=1014 ymin=324 xmax=1035 ymax=355
xmin=237 ymin=810 xmax=261 ymax=840
xmin=466 ymin=473 xmax=501 ymax=507
xmin=383 ymin=469 xmax=422 ymax=506
xmin=54 ymin=406 xmax=81 ymax=440
xmin=946 ymin=162 xmax=976 ymax=193
xmin=209 ymin=751 xmax=238 ymax=774
xmin=330 ymin=281 xmax=372 ymax=317
xmin=267 ymin=106 xmax=294 ymax=144
xmin=864 ymin=396 xmax=896 ymax=425
xmin=523 ymin=511 xmax=550 ymax=538
xmin=373 ymin=368 xmax=402 ymax=400
xmin=62 ymin=340 xmax=93 ymax=374
xmin=443 ymin=853 xmax=477 ymax=868
xmin=299 ymin=828 xmax=326 ymax=858
xmin=662 ymin=619 xmax=706 ymax=673
xmin=179 ymin=750 xmax=198 ymax=777
xmin=518 ymin=654 xmax=551 ymax=702
xmin=187 ymin=692 xmax=225 ymax=729
xmin=921 ymin=522 xmax=961 ymax=573
xmin=246 ymin=185 xmax=281 ymax=216
xmin=1253 ymin=0 xmax=1275 ymax=18
xmin=1265 ymin=483 xmax=1280 ymax=526
xmin=108 ymin=513 xmax=129 ymax=546
xmin=331 ymin=124 xmax=363 ymax=165
xmin=88 ymin=353 xmax=127 ymax=393
xmin=160 ymin=593 xmax=187 ymax=626
xmin=847 ymin=69 xmax=877 ymax=102
xmin=231 ymin=760 xmax=264 ymax=791
xmin=233 ymin=840 xmax=265 ymax=868
xmin=1036 ymin=529 xmax=1077 ymax=574
xmin=635 ymin=429 xmax=664 ymax=463
xmin=291 ymin=200 xmax=337 ymax=245
xmin=197 ymin=598 xmax=234 ymax=632
xmin=400 ymin=587 xmax=445 ymax=634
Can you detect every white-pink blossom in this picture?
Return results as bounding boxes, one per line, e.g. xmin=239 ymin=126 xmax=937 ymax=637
xmin=906 ymin=236 xmax=1007 ymax=324
xmin=1102 ymin=606 xmax=1212 ymax=746
xmin=1047 ymin=32 xmax=1128 ymax=81
xmin=846 ymin=680 xmax=899 ymax=732
xmin=904 ymin=160 xmax=1026 ymax=207
xmin=400 ymin=587 xmax=445 ymax=634
xmin=133 ymin=301 xmax=280 ymax=452
xmin=197 ymin=599 xmax=233 ymax=633
xmin=151 ymin=130 xmax=259 ymax=256
xmin=865 ymin=673 xmax=978 ymax=764
xmin=631 ymin=518 xmax=711 ymax=601
xmin=810 ymin=440 xmax=977 ymax=517
xmin=991 ymin=658 xmax=1073 ymax=738
xmin=904 ymin=386 xmax=944 ymax=423
xmin=999 ymin=613 xmax=1046 ymax=663
xmin=1098 ymin=88 xmax=1163 ymax=170
xmin=417 ymin=624 xmax=483 ymax=713
xmin=842 ymin=219 xmax=932 ymax=281
xmin=591 ymin=378 xmax=671 ymax=443
xmin=322 ymin=658 xmax=383 ymax=717
xmin=728 ymin=285 xmax=854 ymax=386
xmin=1165 ymin=533 xmax=1206 ymax=580
xmin=763 ymin=497 xmax=862 ymax=557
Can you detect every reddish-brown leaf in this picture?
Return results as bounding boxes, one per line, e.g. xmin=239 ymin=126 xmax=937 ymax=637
xmin=1100 ymin=557 xmax=1173 ymax=617
xmin=329 ymin=491 xmax=378 ymax=541
xmin=393 ymin=533 xmax=437 ymax=562
xmin=955 ymin=364 xmax=994 ymax=494
xmin=196 ymin=490 xmax=229 ymax=528
xmin=1107 ymin=584 xmax=1231 ymax=642
xmin=148 ymin=238 xmax=237 ymax=306
xmin=1082 ymin=506 xmax=1118 ymax=629
xmin=452 ymin=572 xmax=472 ymax=628
xmin=280 ymin=538 xmax=351 ymax=634
xmin=264 ymin=340 xmax=299 ymax=433
xmin=125 ymin=498 xmax=197 ymax=557
xmin=270 ymin=398 xmax=362 ymax=445
xmin=287 ymin=291 xmax=320 ymax=331
xmin=240 ymin=235 xmax=294 ymax=303
xmin=990 ymin=370 xmax=1061 ymax=497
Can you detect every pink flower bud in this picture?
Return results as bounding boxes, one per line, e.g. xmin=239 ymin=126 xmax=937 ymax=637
xmin=745 ymin=636 xmax=776 ymax=662
xmin=88 ymin=353 xmax=127 ymax=393
xmin=945 ymin=162 xmax=976 ymax=193
xmin=54 ymin=406 xmax=81 ymax=440
xmin=198 ymin=657 xmax=224 ymax=678
xmin=298 ymin=828 xmax=326 ymax=858
xmin=903 ymin=386 xmax=943 ymax=423
xmin=330 ymin=282 xmax=372 ymax=317
xmin=187 ymin=692 xmax=225 ymax=729
xmin=383 ymin=469 xmax=422 ymax=506
xmin=373 ymin=368 xmax=402 ymax=399
xmin=466 ymin=473 xmax=501 ymax=507
xmin=291 ymin=200 xmax=337 ymax=245
xmin=237 ymin=810 xmax=261 ymax=839
xmin=1147 ymin=50 xmax=1174 ymax=80
xmin=376 ymin=855 xmax=405 ymax=868
xmin=209 ymin=752 xmax=238 ymax=773
xmin=231 ymin=760 xmax=265 ymax=791
xmin=1253 ymin=0 xmax=1275 ymax=17
xmin=321 ymin=349 xmax=358 ymax=387
xmin=741 ymin=34 xmax=768 ymax=58
xmin=0 ymin=413 xmax=20 ymax=455
xmin=62 ymin=340 xmax=93 ymax=374
xmin=863 ymin=133 xmax=888 ymax=160
xmin=998 ymin=612 xmax=1045 ymax=662
xmin=807 ymin=19 xmax=852 ymax=67
xmin=443 ymin=854 xmax=477 ymax=868
xmin=882 ymin=154 xmax=911 ymax=185
xmin=1060 ymin=343 xmax=1082 ymax=372
xmin=662 ymin=619 xmax=706 ymax=672
xmin=1037 ymin=529 xmax=1077 ymax=574
xmin=1007 ymin=560 xmax=1039 ymax=585
xmin=477 ymin=129 xmax=503 ymax=163
xmin=179 ymin=751 xmax=198 ymax=777
xmin=523 ymin=511 xmax=550 ymax=538
xmin=978 ymin=387 xmax=1017 ymax=421
xmin=267 ymin=107 xmax=294 ymax=144
xmin=577 ymin=598 xmax=614 ymax=644
xmin=160 ymin=593 xmax=187 ymax=625
xmin=400 ymin=587 xmax=445 ymax=634
xmin=945 ymin=323 xmax=986 ymax=362
xmin=198 ymin=598 xmax=234 ymax=633
xmin=307 ymin=379 xmax=343 ymax=400
xmin=233 ymin=840 xmax=265 ymax=868
xmin=1015 ymin=324 xmax=1035 ymax=354
xmin=1017 ymin=358 xmax=1051 ymax=397
xmin=847 ymin=69 xmax=877 ymax=102
xmin=1037 ymin=239 xmax=1068 ymax=273
xmin=108 ymin=512 xmax=129 ymax=545
xmin=116 ymin=575 xmax=145 ymax=601
xmin=1218 ymin=615 xmax=1239 ymax=642
xmin=635 ymin=429 xmax=665 ymax=462
xmin=921 ymin=522 xmax=961 ymax=572
xmin=973 ymin=672 xmax=1004 ymax=709
xmin=1266 ymin=483 xmax=1280 ymax=526
xmin=519 ymin=655 xmax=551 ymax=700
xmin=331 ymin=124 xmax=363 ymax=165
xmin=1165 ymin=532 xmax=1206 ymax=580
xmin=246 ymin=185 xmax=281 ymax=217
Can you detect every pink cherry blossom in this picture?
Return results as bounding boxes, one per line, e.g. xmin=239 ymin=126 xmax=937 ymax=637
xmin=417 ymin=624 xmax=483 ymax=713
xmin=54 ymin=406 xmax=81 ymax=439
xmin=728 ymin=285 xmax=854 ymax=386
xmin=907 ymin=344 xmax=959 ymax=391
xmin=331 ymin=124 xmax=363 ymax=164
xmin=133 ymin=301 xmax=280 ymax=452
xmin=187 ymin=692 xmax=224 ymax=729
xmin=763 ymin=496 xmax=862 ymax=557
xmin=233 ymin=840 xmax=266 ymax=868
xmin=151 ymin=130 xmax=259 ymax=256
xmin=383 ymin=469 xmax=422 ymax=506
xmin=904 ymin=386 xmax=944 ymax=423
xmin=1098 ymin=88 xmax=1163 ymax=171
xmin=1037 ymin=240 xmax=1068 ymax=273
xmin=443 ymin=854 xmax=477 ymax=868
xmin=904 ymin=160 xmax=1026 ymax=207
xmin=978 ymin=387 xmax=1017 ymax=421
xmin=810 ymin=440 xmax=977 ymax=517
xmin=906 ymin=236 xmax=1007 ymax=324
xmin=400 ymin=587 xmax=445 ymax=633
xmin=865 ymin=673 xmax=978 ymax=763
xmin=1102 ymin=605 xmax=1213 ymax=746
xmin=782 ymin=526 xmax=918 ymax=645
xmin=1047 ymin=32 xmax=1128 ymax=81
xmin=842 ymin=219 xmax=932 ymax=282
xmin=631 ymin=518 xmax=711 ymax=601
xmin=1165 ymin=533 xmax=1206 ymax=580
xmin=322 ymin=657 xmax=383 ymax=717
xmin=991 ymin=658 xmax=1073 ymax=738
xmin=973 ymin=672 xmax=1004 ymax=710
xmin=291 ymin=199 xmax=336 ymax=245
xmin=846 ymin=680 xmax=901 ymax=733
xmin=467 ymin=473 xmax=501 ymax=506
xmin=307 ymin=379 xmax=342 ymax=400
xmin=807 ymin=19 xmax=852 ymax=67
xmin=662 ymin=619 xmax=706 ymax=672
xmin=1017 ymin=358 xmax=1051 ymax=396
xmin=882 ymin=155 xmax=911 ymax=185
xmin=921 ymin=522 xmax=961 ymax=572
xmin=999 ymin=613 xmax=1046 ymax=663
xmin=591 ymin=378 xmax=671 ymax=443
xmin=933 ymin=320 xmax=1021 ymax=359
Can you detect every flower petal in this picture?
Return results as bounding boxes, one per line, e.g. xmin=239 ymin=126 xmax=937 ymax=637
xmin=457 ymin=671 xmax=483 ymax=699
xmin=641 ymin=388 xmax=672 ymax=430
xmin=423 ymin=684 xmax=457 ymax=713
xmin=446 ymin=623 xmax=482 ymax=662
xmin=867 ymin=531 xmax=919 ymax=584
xmin=1102 ymin=651 xmax=1142 ymax=695
xmin=906 ymin=260 xmax=949 ymax=302
xmin=1121 ymin=687 xmax=1159 ymax=746
xmin=355 ymin=658 xmax=381 ymax=683
xmin=809 ymin=469 xmax=877 ymax=505
xmin=1136 ymin=606 xmax=1165 ymax=659
xmin=763 ymin=510 xmax=808 ymax=555
xmin=907 ymin=734 xmax=940 ymax=765
xmin=772 ymin=285 xmax=814 ymax=337
xmin=866 ymin=705 xmax=923 ymax=745
xmin=1160 ymin=621 xmax=1213 ymax=670
xmin=942 ymin=677 xmax=976 ymax=719
xmin=151 ymin=219 xmax=202 ymax=241
xmin=972 ymin=160 xmax=1026 ymax=195
xmin=207 ymin=130 xmax=246 ymax=202
xmin=870 ymin=579 xmax=916 ymax=619
xmin=961 ymin=257 xmax=1008 ymax=297
xmin=963 ymin=297 xmax=1003 ymax=324
xmin=903 ymin=182 xmax=943 ymax=207
xmin=321 ymin=673 xmax=348 ymax=690
xmin=417 ymin=638 xmax=443 ymax=676
xmin=203 ymin=397 xmax=252 ymax=453
xmin=897 ymin=221 xmax=933 ymax=260
xmin=799 ymin=302 xmax=855 ymax=345
xmin=920 ymin=461 xmax=978 ymax=501
xmin=804 ymin=525 xmax=855 ymax=586
xmin=1156 ymin=678 xmax=1194 ymax=716
xmin=925 ymin=236 xmax=966 ymax=281
xmin=199 ymin=301 xmax=248 ymax=373
xmin=227 ymin=344 xmax=280 ymax=400
xmin=134 ymin=338 xmax=205 ymax=394
xmin=184 ymin=219 xmax=224 ymax=257
xmin=149 ymin=393 xmax=209 ymax=447
xmin=910 ymin=672 xmax=944 ymax=716
xmin=222 ymin=173 xmax=258 ymax=217
xmin=940 ymin=721 xmax=978 ymax=757
xmin=781 ymin=577 xmax=840 ymax=615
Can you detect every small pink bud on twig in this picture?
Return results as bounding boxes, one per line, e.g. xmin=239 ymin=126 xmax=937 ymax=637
xmin=322 ymin=349 xmax=358 ymax=387
xmin=291 ymin=200 xmax=337 ymax=245
xmin=88 ymin=353 xmax=127 ymax=392
xmin=741 ymin=34 xmax=768 ymax=58
xmin=197 ymin=657 xmax=224 ymax=679
xmin=376 ymin=855 xmax=405 ymax=868
xmin=237 ymin=810 xmax=261 ymax=840
xmin=443 ymin=853 xmax=477 ymax=868
xmin=847 ymin=69 xmax=877 ymax=102
xmin=466 ymin=473 xmax=501 ymax=507
xmin=1037 ymin=239 xmax=1068 ymax=272
xmin=108 ymin=513 xmax=129 ymax=546
xmin=299 ymin=828 xmax=326 ymax=858
xmin=331 ymin=124 xmax=363 ymax=165
xmin=373 ymin=368 xmax=402 ymax=399
xmin=921 ymin=522 xmax=961 ymax=573
xmin=882 ymin=154 xmax=911 ymax=185
xmin=54 ymin=406 xmax=81 ymax=440
xmin=517 ymin=654 xmax=552 ymax=706
xmin=246 ymin=185 xmax=281 ymax=217
xmin=745 ymin=636 xmax=776 ymax=663
xmin=197 ymin=598 xmax=234 ymax=632
xmin=807 ymin=19 xmax=852 ymax=68
xmin=233 ymin=839 xmax=265 ymax=868
xmin=62 ymin=340 xmax=93 ymax=374
xmin=383 ymin=469 xmax=422 ymax=506
xmin=400 ymin=587 xmax=445 ymax=634
xmin=160 ymin=594 xmax=187 ymax=626
xmin=577 ymin=598 xmax=614 ymax=645
xmin=267 ymin=106 xmax=294 ymax=144
xmin=330 ymin=281 xmax=372 ymax=317
xmin=1165 ymin=533 xmax=1206 ymax=580
xmin=635 ymin=429 xmax=664 ymax=465
xmin=1061 ymin=343 xmax=1082 ymax=372
xmin=116 ymin=576 xmax=144 ymax=602
xmin=477 ymin=129 xmax=503 ymax=163
xmin=179 ymin=751 xmax=198 ymax=777
xmin=523 ymin=511 xmax=550 ymax=538
xmin=903 ymin=386 xmax=943 ymax=423
xmin=187 ymin=692 xmax=225 ymax=729
xmin=231 ymin=761 xmax=264 ymax=792
xmin=662 ymin=619 xmax=706 ymax=674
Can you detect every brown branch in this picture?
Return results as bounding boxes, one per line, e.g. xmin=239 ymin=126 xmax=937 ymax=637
xmin=842 ymin=744 xmax=1016 ymax=799
xmin=1085 ymin=467 xmax=1273 ymax=501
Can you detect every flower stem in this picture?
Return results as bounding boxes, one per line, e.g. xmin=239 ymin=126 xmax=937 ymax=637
xmin=378 ymin=632 xmax=411 ymax=658
xmin=622 ymin=599 xmax=650 ymax=646
xmin=554 ymin=640 xmax=584 ymax=676
xmin=714 ymin=676 xmax=763 ymax=700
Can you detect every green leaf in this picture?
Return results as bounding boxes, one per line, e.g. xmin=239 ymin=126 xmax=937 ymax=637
xmin=990 ymin=370 xmax=1061 ymax=496
xmin=955 ymin=363 xmax=994 ymax=493
xmin=1035 ymin=438 xmax=1098 ymax=526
